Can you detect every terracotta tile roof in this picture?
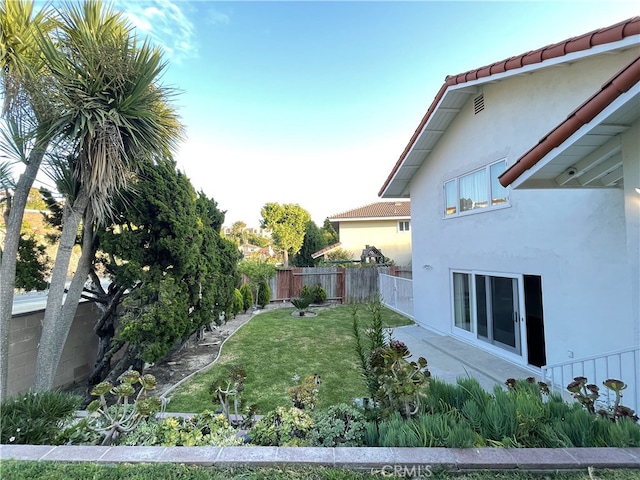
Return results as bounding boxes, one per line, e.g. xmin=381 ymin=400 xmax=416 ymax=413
xmin=499 ymin=54 xmax=640 ymax=186
xmin=329 ymin=201 xmax=410 ymax=220
xmin=311 ymin=242 xmax=342 ymax=259
xmin=379 ymin=16 xmax=640 ymax=197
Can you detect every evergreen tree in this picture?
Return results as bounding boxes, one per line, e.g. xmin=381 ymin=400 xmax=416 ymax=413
xmin=292 ymin=220 xmax=327 ymax=267
xmin=322 ymin=218 xmax=339 ymax=246
xmin=84 ymin=159 xmax=238 ymax=388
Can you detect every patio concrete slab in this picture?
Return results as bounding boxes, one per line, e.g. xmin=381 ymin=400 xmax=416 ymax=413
xmin=392 ymin=324 xmax=538 ymax=391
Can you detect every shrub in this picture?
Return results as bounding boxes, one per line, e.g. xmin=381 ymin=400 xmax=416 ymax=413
xmin=309 ymin=403 xmax=367 ymax=447
xmin=300 ymin=284 xmax=311 ymax=298
xmin=119 ymin=411 xmax=242 ymax=446
xmin=239 ymin=283 xmax=253 ymax=311
xmin=250 ymin=406 xmax=314 ymax=446
xmin=230 ymin=288 xmax=244 ymax=317
xmin=257 ymin=280 xmax=271 ymax=307
xmin=0 ymin=390 xmax=81 ymax=445
xmin=312 ymin=283 xmax=327 ymax=303
xmin=288 ymin=374 xmax=321 ymax=410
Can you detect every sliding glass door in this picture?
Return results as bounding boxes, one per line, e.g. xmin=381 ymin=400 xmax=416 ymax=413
xmin=453 ymin=271 xmax=522 ymax=355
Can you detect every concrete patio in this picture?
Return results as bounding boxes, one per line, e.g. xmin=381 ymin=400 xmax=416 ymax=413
xmin=391 ymin=324 xmax=539 ymax=391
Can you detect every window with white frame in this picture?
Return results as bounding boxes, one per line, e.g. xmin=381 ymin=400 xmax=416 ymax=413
xmin=398 ymin=220 xmax=410 ymax=232
xmin=444 ymin=160 xmax=509 ymax=217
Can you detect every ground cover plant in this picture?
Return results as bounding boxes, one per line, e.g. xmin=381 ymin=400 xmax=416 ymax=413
xmin=166 ymin=304 xmax=413 ymax=413
xmin=1 ymin=462 xmax=639 ymax=480
xmin=0 ymin=390 xmax=81 ymax=445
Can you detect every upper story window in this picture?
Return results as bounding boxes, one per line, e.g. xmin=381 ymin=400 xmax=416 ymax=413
xmin=398 ymin=220 xmax=410 ymax=232
xmin=444 ymin=160 xmax=509 ymax=217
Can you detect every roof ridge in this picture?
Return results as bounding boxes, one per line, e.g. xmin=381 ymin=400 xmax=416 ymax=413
xmin=379 ymin=16 xmax=640 ymax=197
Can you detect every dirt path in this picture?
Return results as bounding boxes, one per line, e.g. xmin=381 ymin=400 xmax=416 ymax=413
xmin=146 ymin=309 xmax=256 ymax=397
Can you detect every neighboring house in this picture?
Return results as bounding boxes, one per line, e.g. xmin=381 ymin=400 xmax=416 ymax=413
xmin=328 ymin=201 xmax=412 ymax=266
xmin=379 ymin=16 xmax=639 ymax=391
xmin=239 ymin=243 xmax=276 ymax=260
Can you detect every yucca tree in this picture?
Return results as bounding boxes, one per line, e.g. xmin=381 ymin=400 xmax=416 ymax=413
xmin=33 ymin=0 xmax=183 ymax=392
xmin=0 ymin=0 xmax=57 ymax=400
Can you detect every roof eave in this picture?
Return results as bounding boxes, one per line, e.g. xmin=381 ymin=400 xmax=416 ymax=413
xmin=379 ymin=18 xmax=640 ymax=198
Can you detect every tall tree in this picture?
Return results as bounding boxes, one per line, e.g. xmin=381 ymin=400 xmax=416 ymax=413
xmin=322 ymin=218 xmax=339 ymax=246
xmin=260 ymin=202 xmax=310 ymax=268
xmin=0 ymin=0 xmax=57 ymax=400
xmin=85 ymin=160 xmax=239 ymax=390
xmin=228 ymin=220 xmax=247 ymax=245
xmin=292 ymin=220 xmax=327 ymax=267
xmin=32 ymin=0 xmax=182 ymax=392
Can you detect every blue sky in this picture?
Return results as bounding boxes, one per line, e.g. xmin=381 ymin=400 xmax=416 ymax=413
xmin=42 ymin=1 xmax=640 ymax=226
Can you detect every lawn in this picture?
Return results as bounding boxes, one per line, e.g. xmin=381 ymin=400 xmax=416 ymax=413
xmin=2 ymin=462 xmax=638 ymax=480
xmin=166 ymin=304 xmax=413 ymax=413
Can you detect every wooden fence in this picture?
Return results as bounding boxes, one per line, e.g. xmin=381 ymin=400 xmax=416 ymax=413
xmin=267 ymin=266 xmax=411 ymax=303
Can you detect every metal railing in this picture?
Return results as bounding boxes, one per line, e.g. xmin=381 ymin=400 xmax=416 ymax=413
xmin=541 ymin=346 xmax=640 ymax=415
xmin=379 ymin=273 xmax=414 ymax=320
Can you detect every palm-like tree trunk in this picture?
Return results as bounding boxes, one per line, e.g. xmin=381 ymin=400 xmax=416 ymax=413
xmin=0 ymin=148 xmax=46 ymax=400
xmin=33 ymin=189 xmax=89 ymax=391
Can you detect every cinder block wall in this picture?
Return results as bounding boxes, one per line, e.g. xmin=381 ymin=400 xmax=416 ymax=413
xmin=8 ymin=302 xmax=100 ymax=397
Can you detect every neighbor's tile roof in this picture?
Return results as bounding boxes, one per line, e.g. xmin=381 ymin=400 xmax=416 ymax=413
xmin=329 ymin=201 xmax=410 ymax=220
xmin=378 ymin=16 xmax=640 ymax=197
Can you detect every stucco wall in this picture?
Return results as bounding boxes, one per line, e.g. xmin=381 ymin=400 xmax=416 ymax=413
xmin=338 ymin=219 xmax=412 ymax=266
xmin=7 ymin=302 xmax=100 ymax=397
xmin=408 ymin=50 xmax=637 ymax=367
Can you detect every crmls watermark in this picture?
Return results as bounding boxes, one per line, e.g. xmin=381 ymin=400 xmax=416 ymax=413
xmin=372 ymin=464 xmax=433 ymax=478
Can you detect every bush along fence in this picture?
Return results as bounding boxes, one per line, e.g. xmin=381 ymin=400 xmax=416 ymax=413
xmin=266 ymin=266 xmax=409 ymax=304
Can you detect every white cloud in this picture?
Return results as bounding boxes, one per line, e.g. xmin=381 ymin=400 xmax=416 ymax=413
xmin=207 ymin=9 xmax=230 ymax=26
xmin=115 ymin=0 xmax=198 ymax=62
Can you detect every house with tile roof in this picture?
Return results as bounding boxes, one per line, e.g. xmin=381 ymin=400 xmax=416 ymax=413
xmin=379 ymin=17 xmax=639 ymax=405
xmin=327 ymin=201 xmax=412 ymax=266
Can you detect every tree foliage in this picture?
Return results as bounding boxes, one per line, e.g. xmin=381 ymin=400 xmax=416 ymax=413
xmin=322 ymin=218 xmax=339 ymax=246
xmin=92 ymin=159 xmax=239 ymax=381
xmin=260 ymin=203 xmax=311 ymax=268
xmin=238 ymin=258 xmax=276 ymax=308
xmin=292 ymin=220 xmax=327 ymax=267
xmin=15 ymin=235 xmax=49 ymax=291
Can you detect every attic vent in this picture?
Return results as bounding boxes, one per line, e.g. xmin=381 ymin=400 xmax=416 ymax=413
xmin=474 ymin=94 xmax=485 ymax=114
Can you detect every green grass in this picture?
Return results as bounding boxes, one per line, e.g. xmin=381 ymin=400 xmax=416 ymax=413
xmin=166 ymin=305 xmax=413 ymax=414
xmin=1 ymin=462 xmax=639 ymax=480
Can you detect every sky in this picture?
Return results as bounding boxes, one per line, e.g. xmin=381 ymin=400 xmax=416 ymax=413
xmin=32 ymin=1 xmax=640 ymax=227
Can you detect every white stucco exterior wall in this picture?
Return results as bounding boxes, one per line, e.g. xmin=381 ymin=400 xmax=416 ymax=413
xmin=622 ymin=121 xmax=640 ymax=347
xmin=408 ymin=50 xmax=637 ymax=367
